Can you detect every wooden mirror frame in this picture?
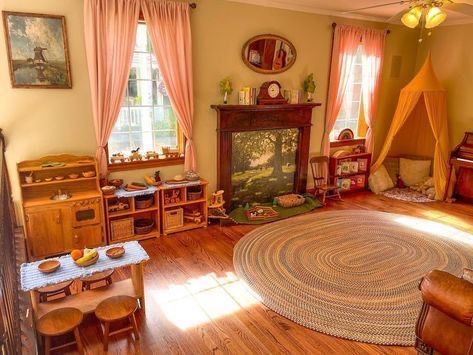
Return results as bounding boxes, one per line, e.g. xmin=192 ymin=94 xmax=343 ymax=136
xmin=241 ymin=34 xmax=297 ymax=74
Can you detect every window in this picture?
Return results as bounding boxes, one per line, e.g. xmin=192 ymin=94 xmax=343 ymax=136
xmin=330 ymin=45 xmax=366 ymax=141
xmin=108 ymin=23 xmax=182 ymax=168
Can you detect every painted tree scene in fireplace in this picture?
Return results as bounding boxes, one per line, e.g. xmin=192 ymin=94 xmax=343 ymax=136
xmin=231 ymin=128 xmax=298 ymax=209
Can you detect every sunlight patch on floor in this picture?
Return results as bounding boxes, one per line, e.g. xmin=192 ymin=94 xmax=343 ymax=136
xmin=395 ymin=216 xmax=473 ymax=244
xmin=151 ymin=272 xmax=260 ymax=330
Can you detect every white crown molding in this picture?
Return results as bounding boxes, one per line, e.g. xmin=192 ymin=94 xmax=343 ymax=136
xmin=225 ymin=0 xmax=388 ymax=23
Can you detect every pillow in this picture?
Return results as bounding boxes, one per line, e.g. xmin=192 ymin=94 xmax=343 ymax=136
xmin=399 ymin=158 xmax=431 ymax=186
xmin=383 ymin=157 xmax=399 ymax=186
xmin=368 ymin=165 xmax=394 ymax=194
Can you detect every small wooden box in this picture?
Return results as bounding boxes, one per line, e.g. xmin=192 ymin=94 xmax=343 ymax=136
xmin=110 ymin=217 xmax=134 ymax=241
xmin=164 ymin=208 xmax=184 ymax=230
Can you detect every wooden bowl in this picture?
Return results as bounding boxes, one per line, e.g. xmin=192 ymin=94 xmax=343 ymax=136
xmin=38 ymin=260 xmax=61 ymax=274
xmin=44 ymin=177 xmax=53 ymax=182
xmin=106 ymin=246 xmax=125 ymax=259
xmin=74 ymin=253 xmax=99 ymax=267
xmin=68 ymin=173 xmax=79 ymax=179
xmin=101 ymin=185 xmax=116 ymax=195
xmin=55 ymin=176 xmax=65 ymax=180
xmin=109 ymin=179 xmax=124 ymax=188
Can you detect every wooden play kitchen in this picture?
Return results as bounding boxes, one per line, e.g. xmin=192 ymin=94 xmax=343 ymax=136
xmin=17 ymin=155 xmax=105 ymax=260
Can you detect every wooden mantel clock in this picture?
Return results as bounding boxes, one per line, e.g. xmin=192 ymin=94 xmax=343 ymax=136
xmin=257 ymin=81 xmax=287 ymax=105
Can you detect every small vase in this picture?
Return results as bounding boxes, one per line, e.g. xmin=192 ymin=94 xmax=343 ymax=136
xmin=223 ymin=91 xmax=228 ymax=104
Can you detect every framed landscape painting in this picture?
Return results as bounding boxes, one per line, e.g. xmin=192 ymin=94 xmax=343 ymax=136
xmin=2 ymin=11 xmax=72 ymax=88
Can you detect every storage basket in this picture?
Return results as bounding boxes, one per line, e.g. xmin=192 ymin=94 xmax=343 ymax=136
xmin=110 ymin=217 xmax=134 ymax=241
xmin=276 ymin=194 xmax=305 ymax=208
xmin=134 ymin=218 xmax=154 ymax=235
xmin=164 ymin=208 xmax=184 ymax=230
xmin=135 ymin=194 xmax=153 ymax=209
xmin=187 ymin=186 xmax=202 ymax=201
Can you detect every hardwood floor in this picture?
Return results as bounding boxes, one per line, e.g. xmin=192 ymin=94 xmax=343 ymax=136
xmin=57 ymin=192 xmax=473 ymax=354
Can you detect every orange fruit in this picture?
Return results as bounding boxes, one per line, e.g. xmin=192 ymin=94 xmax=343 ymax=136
xmin=71 ymin=249 xmax=83 ymax=261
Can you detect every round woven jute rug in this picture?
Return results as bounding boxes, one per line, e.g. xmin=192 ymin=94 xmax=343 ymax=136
xmin=233 ymin=210 xmax=473 ymax=346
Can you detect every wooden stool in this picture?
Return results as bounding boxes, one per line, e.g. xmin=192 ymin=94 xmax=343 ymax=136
xmin=95 ymin=295 xmax=140 ymax=351
xmin=37 ymin=280 xmax=73 ymax=303
xmin=80 ymin=270 xmax=114 ymax=291
xmin=36 ymin=307 xmax=84 ymax=355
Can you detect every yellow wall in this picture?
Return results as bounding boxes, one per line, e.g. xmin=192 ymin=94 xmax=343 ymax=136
xmin=0 ymin=0 xmax=418 ymax=221
xmin=417 ymin=24 xmax=473 ymax=147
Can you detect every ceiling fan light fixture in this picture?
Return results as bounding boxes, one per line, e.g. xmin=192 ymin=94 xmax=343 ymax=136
xmin=425 ymin=6 xmax=447 ymax=29
xmin=401 ymin=6 xmax=422 ymax=28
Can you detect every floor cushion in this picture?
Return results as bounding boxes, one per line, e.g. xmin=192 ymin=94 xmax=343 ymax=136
xmin=400 ymin=158 xmax=431 ymax=186
xmin=369 ymin=165 xmax=394 ymax=194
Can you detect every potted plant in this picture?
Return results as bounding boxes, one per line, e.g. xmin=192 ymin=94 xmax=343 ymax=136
xmin=219 ymin=78 xmax=233 ymax=104
xmin=302 ymin=73 xmax=316 ymax=102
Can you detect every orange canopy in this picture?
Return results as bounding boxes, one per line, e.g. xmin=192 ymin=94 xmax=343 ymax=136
xmin=372 ymin=54 xmax=450 ymax=200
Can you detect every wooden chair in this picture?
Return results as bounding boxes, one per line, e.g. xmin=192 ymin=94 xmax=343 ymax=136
xmin=36 ymin=307 xmax=84 ymax=355
xmin=80 ymin=270 xmax=114 ymax=291
xmin=309 ymin=156 xmax=342 ymax=204
xmin=37 ymin=280 xmax=73 ymax=303
xmin=95 ymin=295 xmax=140 ymax=351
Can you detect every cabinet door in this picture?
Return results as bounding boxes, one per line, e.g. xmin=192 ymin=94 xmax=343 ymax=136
xmin=71 ymin=224 xmax=103 ymax=249
xmin=25 ymin=208 xmax=65 ymax=258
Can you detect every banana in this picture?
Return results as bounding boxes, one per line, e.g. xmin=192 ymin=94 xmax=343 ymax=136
xmin=75 ymin=248 xmax=98 ymax=265
xmin=144 ymin=175 xmax=155 ymax=186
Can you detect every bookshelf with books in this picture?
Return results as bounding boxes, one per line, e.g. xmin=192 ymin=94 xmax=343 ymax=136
xmin=329 ymin=153 xmax=372 ymax=193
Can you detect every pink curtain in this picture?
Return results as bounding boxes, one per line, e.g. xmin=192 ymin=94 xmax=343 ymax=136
xmin=361 ymin=29 xmax=386 ymax=154
xmin=141 ymin=0 xmax=196 ymax=171
xmin=322 ymin=25 xmax=363 ymax=155
xmin=84 ymin=0 xmax=140 ymax=177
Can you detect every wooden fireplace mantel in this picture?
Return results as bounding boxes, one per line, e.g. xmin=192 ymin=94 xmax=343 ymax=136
xmin=211 ymin=103 xmax=321 ymax=210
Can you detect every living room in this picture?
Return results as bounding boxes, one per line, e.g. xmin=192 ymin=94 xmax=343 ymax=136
xmin=1 ymin=0 xmax=472 ymax=354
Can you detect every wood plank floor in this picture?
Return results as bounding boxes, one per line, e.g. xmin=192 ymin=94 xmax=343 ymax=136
xmin=57 ymin=192 xmax=473 ymax=354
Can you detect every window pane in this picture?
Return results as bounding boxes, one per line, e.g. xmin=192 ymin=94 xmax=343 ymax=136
xmin=113 ymin=108 xmax=130 ymax=133
xmin=153 ymin=107 xmax=176 ymax=130
xmin=154 ymin=131 xmax=177 ymax=150
xmin=130 ymin=52 xmax=152 ymax=80
xmin=109 ymin=133 xmax=130 ymax=154
xmin=128 ymin=80 xmax=153 ymax=106
xmin=135 ymin=23 xmax=150 ymax=52
xmin=129 ymin=107 xmax=153 ymax=132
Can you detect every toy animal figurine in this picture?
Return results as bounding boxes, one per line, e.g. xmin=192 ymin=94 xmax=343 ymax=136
xmin=129 ymin=148 xmax=142 ymax=161
xmin=111 ymin=153 xmax=125 ymax=163
xmin=146 ymin=151 xmax=158 ymax=160
xmin=208 ymin=190 xmax=229 ymax=222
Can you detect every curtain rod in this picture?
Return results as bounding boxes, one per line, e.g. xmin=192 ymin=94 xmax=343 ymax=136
xmin=331 ymin=22 xmax=391 ymax=34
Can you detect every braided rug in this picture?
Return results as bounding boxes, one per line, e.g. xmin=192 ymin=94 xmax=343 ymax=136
xmin=233 ymin=210 xmax=473 ymax=346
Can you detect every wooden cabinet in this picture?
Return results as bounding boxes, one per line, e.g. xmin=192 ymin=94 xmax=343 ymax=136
xmin=18 ymin=154 xmax=105 ymax=260
xmin=25 ymin=207 xmax=67 ymax=258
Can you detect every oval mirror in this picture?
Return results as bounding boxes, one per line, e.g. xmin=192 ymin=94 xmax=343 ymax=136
xmin=242 ymin=34 xmax=297 ymax=74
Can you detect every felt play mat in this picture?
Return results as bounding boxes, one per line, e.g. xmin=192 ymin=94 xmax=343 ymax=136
xmin=233 ymin=210 xmax=473 ymax=345
xmin=228 ymin=195 xmax=322 ymax=225
xmin=381 ymin=187 xmax=435 ymax=203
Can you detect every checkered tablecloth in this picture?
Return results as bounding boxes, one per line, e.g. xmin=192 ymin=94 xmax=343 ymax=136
xmin=20 ymin=241 xmax=149 ymax=292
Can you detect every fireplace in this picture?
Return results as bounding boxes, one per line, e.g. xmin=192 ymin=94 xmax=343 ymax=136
xmin=211 ymin=103 xmax=320 ymax=210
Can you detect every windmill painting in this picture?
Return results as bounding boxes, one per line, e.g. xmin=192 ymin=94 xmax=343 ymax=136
xmin=2 ymin=11 xmax=72 ymax=88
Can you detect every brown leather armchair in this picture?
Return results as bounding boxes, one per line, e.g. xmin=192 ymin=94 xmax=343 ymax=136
xmin=416 ymin=269 xmax=473 ymax=355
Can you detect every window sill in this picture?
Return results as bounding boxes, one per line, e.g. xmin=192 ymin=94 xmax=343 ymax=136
xmin=108 ymin=156 xmax=184 ymax=172
xmin=330 ymin=138 xmax=365 ymax=148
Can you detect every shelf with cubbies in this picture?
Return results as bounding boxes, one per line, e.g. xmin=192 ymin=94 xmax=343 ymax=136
xmin=103 ymin=189 xmax=160 ymax=243
xmin=329 ymin=153 xmax=372 ymax=194
xmin=159 ymin=179 xmax=208 ymax=235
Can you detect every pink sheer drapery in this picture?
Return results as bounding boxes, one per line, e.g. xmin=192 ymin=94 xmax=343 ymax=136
xmin=84 ymin=0 xmax=140 ymax=176
xmin=322 ymin=25 xmax=362 ymax=155
xmin=141 ymin=0 xmax=196 ymax=171
xmin=361 ymin=28 xmax=386 ymax=154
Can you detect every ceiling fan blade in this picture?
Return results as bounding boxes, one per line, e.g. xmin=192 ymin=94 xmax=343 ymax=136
xmin=386 ymin=9 xmax=407 ymax=23
xmin=342 ymin=1 xmax=409 ymax=14
xmin=444 ymin=2 xmax=473 ymax=16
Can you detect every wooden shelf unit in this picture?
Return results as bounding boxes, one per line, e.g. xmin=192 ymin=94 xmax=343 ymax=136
xmin=329 ymin=153 xmax=372 ymax=194
xmin=160 ymin=180 xmax=208 ymax=235
xmin=103 ymin=190 xmax=160 ymax=243
xmin=17 ymin=154 xmax=105 ymax=261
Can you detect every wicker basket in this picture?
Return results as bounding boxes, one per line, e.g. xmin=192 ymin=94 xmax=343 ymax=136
xmin=135 ymin=194 xmax=153 ymax=209
xmin=187 ymin=186 xmax=202 ymax=201
xmin=110 ymin=217 xmax=134 ymax=241
xmin=134 ymin=218 xmax=154 ymax=235
xmin=164 ymin=208 xmax=184 ymax=230
xmin=276 ymin=194 xmax=305 ymax=208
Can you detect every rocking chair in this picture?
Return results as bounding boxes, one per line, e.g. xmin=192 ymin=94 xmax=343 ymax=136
xmin=309 ymin=156 xmax=342 ymax=204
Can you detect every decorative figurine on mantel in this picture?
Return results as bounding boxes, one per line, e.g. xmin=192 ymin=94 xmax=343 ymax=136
xmin=303 ymin=73 xmax=316 ymax=102
xmin=219 ymin=77 xmax=233 ymax=104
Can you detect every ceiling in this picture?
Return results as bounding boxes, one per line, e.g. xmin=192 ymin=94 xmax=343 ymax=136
xmin=227 ymin=0 xmax=473 ymax=26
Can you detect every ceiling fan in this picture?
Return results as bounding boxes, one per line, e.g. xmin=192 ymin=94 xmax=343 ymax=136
xmin=345 ymin=1 xmax=473 ymax=40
